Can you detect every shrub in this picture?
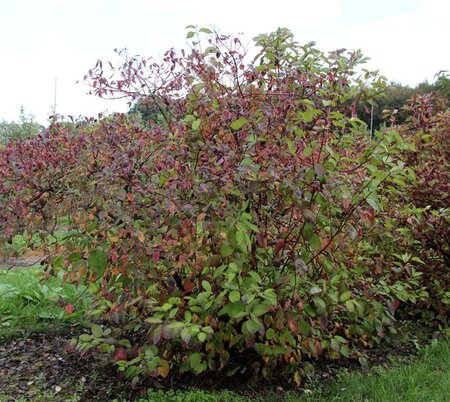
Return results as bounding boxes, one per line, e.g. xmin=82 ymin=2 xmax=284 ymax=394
xmin=0 ymin=28 xmax=430 ymax=385
xmin=396 ymin=94 xmax=450 ymax=324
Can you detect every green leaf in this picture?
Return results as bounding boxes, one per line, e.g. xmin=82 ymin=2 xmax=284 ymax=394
xmin=91 ymin=324 xmax=103 ymax=338
xmin=340 ymin=291 xmax=352 ymax=302
xmin=202 ymin=326 xmax=214 ymax=334
xmin=230 ymin=118 xmax=248 ymax=130
xmin=303 ymin=146 xmax=313 ymax=158
xmin=199 ymin=27 xmax=213 ymax=34
xmin=312 ymin=296 xmax=327 ymax=315
xmin=79 ymin=334 xmax=91 ymax=342
xmin=68 ymin=252 xmax=82 ymax=262
xmin=186 ymin=31 xmax=195 ymax=39
xmin=220 ymin=245 xmax=234 ymax=257
xmin=304 ymin=304 xmax=316 ymax=317
xmin=188 ymin=352 xmax=201 ymax=367
xmin=330 ymin=338 xmax=341 ymax=352
xmin=309 ymin=234 xmax=321 ymax=251
xmin=88 ymin=249 xmax=107 ymax=276
xmin=309 ymin=286 xmax=322 ymax=295
xmin=286 ymin=138 xmax=296 ymax=156
xmin=266 ymin=328 xmax=276 ymax=340
xmin=252 ymin=303 xmax=269 ymax=317
xmin=191 ymin=119 xmax=201 ymax=130
xmin=300 ymin=109 xmax=321 ymax=123
xmin=229 ymin=290 xmax=241 ymax=303
xmin=367 ymin=198 xmax=380 ymax=212
xmin=181 ymin=328 xmax=191 ymax=344
xmin=340 ymin=344 xmax=350 ymax=357
xmin=305 ymin=168 xmax=314 ymax=184
xmin=145 ymin=316 xmax=163 ymax=324
xmin=273 ymin=346 xmax=289 ymax=355
xmin=302 ymin=223 xmax=314 ymax=240
xmin=255 ymin=343 xmax=267 ymax=355
xmin=298 ymin=319 xmax=312 ymax=336
xmin=242 ymin=318 xmax=260 ymax=335
xmin=220 ymin=301 xmax=246 ymax=319
xmin=202 ymin=280 xmax=211 ymax=292
xmin=331 ymin=274 xmax=341 ymax=285
xmin=345 ymin=300 xmax=355 ymax=313
xmin=184 ymin=310 xmax=192 ymax=323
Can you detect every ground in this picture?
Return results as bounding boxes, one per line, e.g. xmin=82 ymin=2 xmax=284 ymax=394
xmin=0 ymin=324 xmax=447 ymax=401
xmin=0 ymin=260 xmax=448 ymax=401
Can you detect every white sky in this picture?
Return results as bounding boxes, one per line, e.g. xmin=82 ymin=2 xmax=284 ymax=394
xmin=1 ymin=0 xmax=449 ymax=124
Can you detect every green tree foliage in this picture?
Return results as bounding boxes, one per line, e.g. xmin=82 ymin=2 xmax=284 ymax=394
xmin=0 ymin=107 xmax=43 ymax=144
xmin=358 ymin=74 xmax=450 ymax=131
xmin=128 ymin=96 xmax=170 ymax=127
xmin=434 ymin=70 xmax=450 ymax=99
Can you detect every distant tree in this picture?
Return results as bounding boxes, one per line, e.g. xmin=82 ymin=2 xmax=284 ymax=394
xmin=0 ymin=107 xmax=43 ymax=143
xmin=434 ymin=70 xmax=450 ymax=99
xmin=128 ymin=94 xmax=185 ymax=129
xmin=357 ymin=75 xmax=449 ymax=131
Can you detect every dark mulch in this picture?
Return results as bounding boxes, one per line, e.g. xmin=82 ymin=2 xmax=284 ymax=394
xmin=0 ymin=329 xmax=142 ymax=401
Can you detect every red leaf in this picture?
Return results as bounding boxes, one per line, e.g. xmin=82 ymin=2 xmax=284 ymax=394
xmin=256 ymin=232 xmax=266 ymax=248
xmin=388 ymin=299 xmax=400 ymax=315
xmin=114 ymin=348 xmax=127 ymax=361
xmin=168 ymin=203 xmax=177 ymax=215
xmin=152 ymin=251 xmax=160 ymax=262
xmin=368 ymin=207 xmax=376 ymax=224
xmin=287 ymin=315 xmax=298 ymax=334
xmin=274 ymin=239 xmax=285 ymax=254
xmin=183 ymin=279 xmax=194 ymax=293
xmin=65 ymin=304 xmax=74 ymax=314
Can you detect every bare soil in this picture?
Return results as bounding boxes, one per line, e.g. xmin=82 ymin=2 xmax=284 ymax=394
xmin=0 ymin=329 xmax=142 ymax=401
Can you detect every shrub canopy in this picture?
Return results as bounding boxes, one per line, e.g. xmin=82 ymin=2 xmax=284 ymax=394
xmin=0 ymin=28 xmax=444 ymax=385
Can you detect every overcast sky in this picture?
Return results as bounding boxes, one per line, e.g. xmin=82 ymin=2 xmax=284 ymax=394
xmin=1 ymin=0 xmax=448 ymax=124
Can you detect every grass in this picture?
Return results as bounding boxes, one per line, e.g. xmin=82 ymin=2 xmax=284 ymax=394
xmin=139 ymin=389 xmax=248 ymax=402
xmin=286 ymin=337 xmax=449 ymax=402
xmin=0 ymin=266 xmax=89 ymax=339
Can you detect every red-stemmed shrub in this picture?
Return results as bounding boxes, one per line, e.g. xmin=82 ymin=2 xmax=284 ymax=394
xmin=0 ymin=28 xmax=431 ymax=385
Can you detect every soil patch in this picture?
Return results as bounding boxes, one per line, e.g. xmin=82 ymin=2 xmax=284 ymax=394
xmin=0 ymin=330 xmax=141 ymax=401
